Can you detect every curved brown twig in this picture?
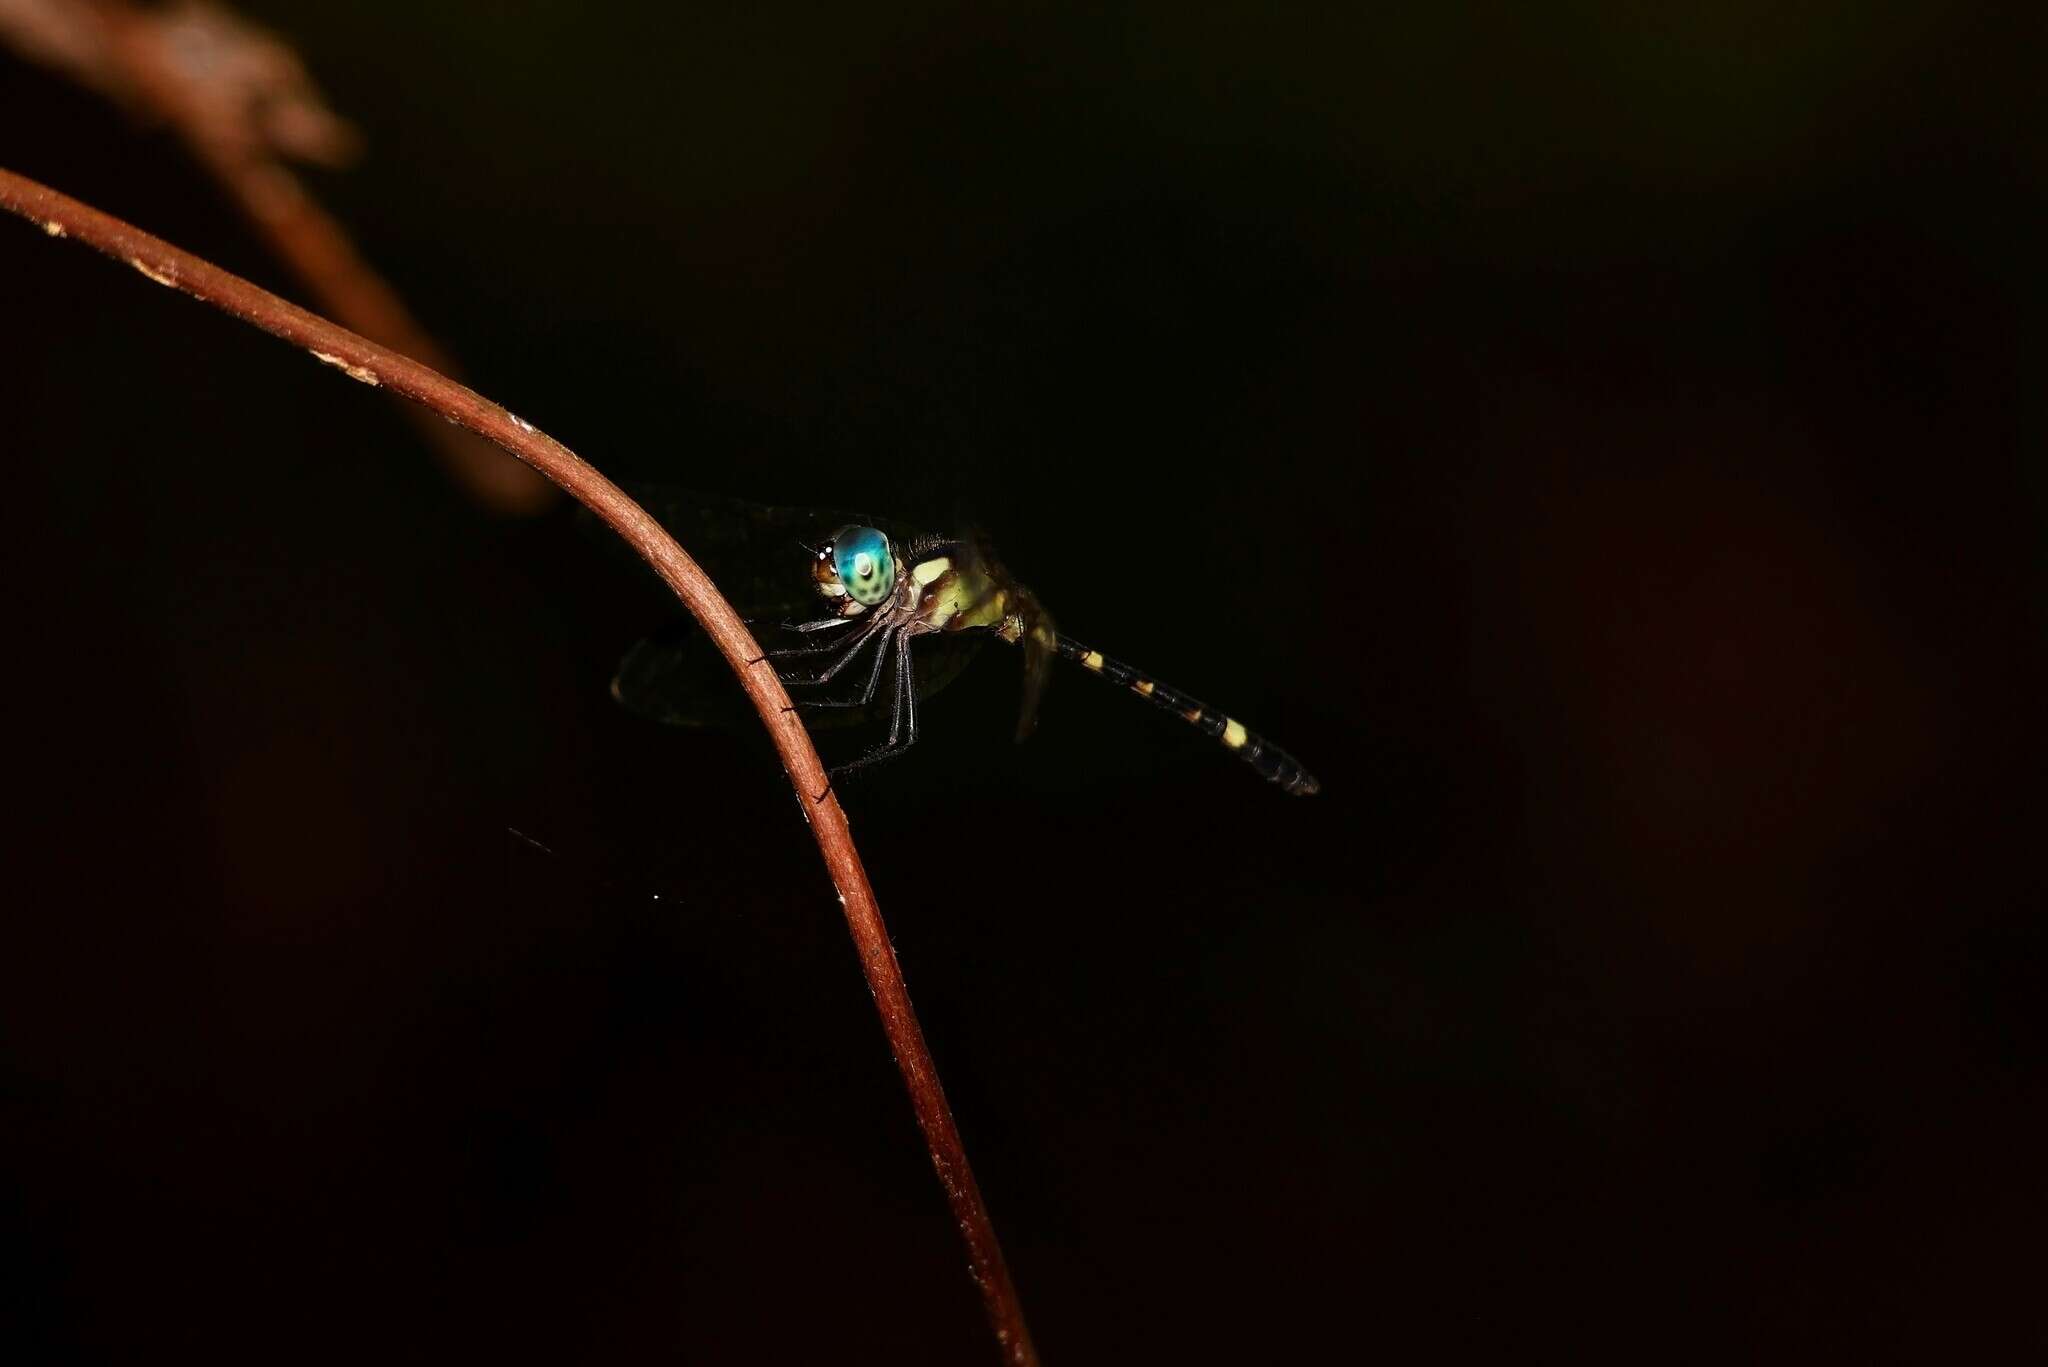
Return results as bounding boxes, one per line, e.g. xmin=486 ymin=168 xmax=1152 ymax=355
xmin=0 ymin=165 xmax=1038 ymax=1367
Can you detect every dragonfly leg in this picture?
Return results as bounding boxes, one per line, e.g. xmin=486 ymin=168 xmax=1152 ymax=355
xmin=760 ymin=609 xmax=882 ymax=672
xmin=762 ymin=614 xmax=879 ymax=663
xmin=796 ymin=622 xmax=896 ymax=710
xmin=778 ymin=614 xmax=892 ymax=687
xmin=883 ymin=629 xmax=913 ymax=746
xmin=748 ymin=617 xmax=852 ymax=665
xmin=783 ymin=615 xmax=856 ymax=635
xmin=897 ymin=628 xmax=920 ymax=748
xmin=828 ymin=629 xmax=923 ymax=779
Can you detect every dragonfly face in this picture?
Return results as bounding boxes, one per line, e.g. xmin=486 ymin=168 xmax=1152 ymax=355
xmin=814 ymin=525 xmax=897 ymax=615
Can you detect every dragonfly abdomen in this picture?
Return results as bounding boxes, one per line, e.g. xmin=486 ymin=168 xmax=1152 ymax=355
xmin=1050 ymin=633 xmax=1320 ymax=796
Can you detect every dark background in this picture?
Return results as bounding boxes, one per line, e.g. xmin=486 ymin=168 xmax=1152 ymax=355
xmin=3 ymin=2 xmax=2043 ymax=1360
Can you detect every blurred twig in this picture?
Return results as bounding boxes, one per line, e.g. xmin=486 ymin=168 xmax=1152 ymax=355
xmin=0 ymin=0 xmax=553 ymax=514
xmin=0 ymin=166 xmax=1040 ymax=1367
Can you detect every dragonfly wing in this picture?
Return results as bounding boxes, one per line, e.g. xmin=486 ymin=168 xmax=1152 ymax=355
xmin=610 ymin=618 xmax=752 ymax=728
xmin=616 ymin=484 xmax=857 ymax=614
xmin=1015 ymin=618 xmax=1055 ymax=741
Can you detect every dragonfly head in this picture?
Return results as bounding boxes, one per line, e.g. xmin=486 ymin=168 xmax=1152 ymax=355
xmin=813 ymin=524 xmax=896 ymax=613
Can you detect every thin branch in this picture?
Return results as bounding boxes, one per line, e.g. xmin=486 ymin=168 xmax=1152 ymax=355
xmin=0 ymin=166 xmax=1038 ymax=1367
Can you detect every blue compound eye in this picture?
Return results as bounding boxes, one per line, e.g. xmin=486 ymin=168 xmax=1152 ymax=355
xmin=831 ymin=525 xmax=895 ymax=606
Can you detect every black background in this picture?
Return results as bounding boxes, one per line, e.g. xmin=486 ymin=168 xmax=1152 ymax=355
xmin=3 ymin=3 xmax=2043 ymax=1360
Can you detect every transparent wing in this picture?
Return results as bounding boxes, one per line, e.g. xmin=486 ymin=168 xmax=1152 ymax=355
xmin=618 ymin=484 xmax=877 ymax=616
xmin=1014 ymin=619 xmax=1056 ymax=741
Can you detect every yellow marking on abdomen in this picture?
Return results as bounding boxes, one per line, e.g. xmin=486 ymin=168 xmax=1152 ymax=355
xmin=911 ymin=556 xmax=951 ymax=586
xmin=1133 ymin=679 xmax=1154 ymax=696
xmin=1080 ymin=650 xmax=1104 ymax=671
xmin=1222 ymin=719 xmax=1248 ymax=750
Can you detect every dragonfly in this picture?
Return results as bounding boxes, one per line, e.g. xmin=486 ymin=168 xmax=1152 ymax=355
xmin=609 ymin=486 xmax=1320 ymax=796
